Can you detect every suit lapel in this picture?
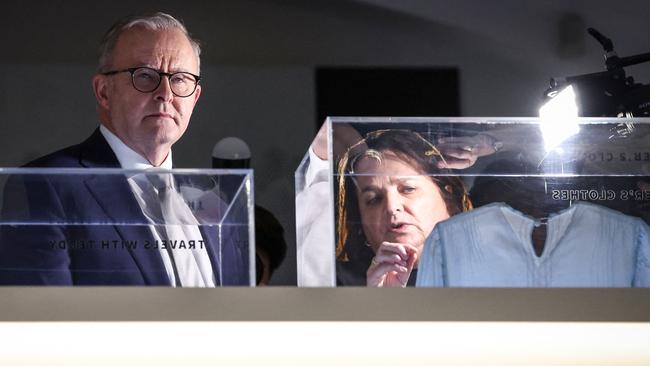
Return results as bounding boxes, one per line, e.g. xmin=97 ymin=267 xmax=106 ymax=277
xmin=199 ymin=225 xmax=223 ymax=285
xmin=175 ymin=174 xmax=249 ymax=286
xmin=80 ymin=128 xmax=170 ymax=286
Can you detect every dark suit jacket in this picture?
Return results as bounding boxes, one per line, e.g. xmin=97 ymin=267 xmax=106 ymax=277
xmin=0 ymin=128 xmax=249 ymax=285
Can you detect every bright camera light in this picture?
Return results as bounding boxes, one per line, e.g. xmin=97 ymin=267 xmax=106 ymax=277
xmin=538 ymin=85 xmax=581 ymax=152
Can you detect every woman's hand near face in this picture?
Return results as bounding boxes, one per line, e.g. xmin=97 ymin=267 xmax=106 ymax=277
xmin=367 ymin=242 xmax=418 ymax=287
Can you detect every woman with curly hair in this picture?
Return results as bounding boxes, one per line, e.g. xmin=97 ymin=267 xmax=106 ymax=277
xmin=336 ymin=129 xmax=472 ymax=286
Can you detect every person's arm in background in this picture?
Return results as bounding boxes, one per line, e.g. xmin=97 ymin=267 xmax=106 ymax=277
xmin=296 ymin=124 xmax=362 ymax=286
xmin=435 ymin=126 xmax=539 ymax=169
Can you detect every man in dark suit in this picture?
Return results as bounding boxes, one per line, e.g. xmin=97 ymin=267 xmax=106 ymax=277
xmin=0 ymin=13 xmax=248 ymax=286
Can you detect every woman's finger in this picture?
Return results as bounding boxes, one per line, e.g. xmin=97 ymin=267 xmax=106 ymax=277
xmin=376 ymin=241 xmax=418 ymax=259
xmin=372 ymin=253 xmax=407 ymax=266
xmin=367 ymin=263 xmax=409 ymax=287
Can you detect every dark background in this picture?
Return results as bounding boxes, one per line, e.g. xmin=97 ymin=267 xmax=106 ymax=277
xmin=1 ymin=0 xmax=649 ymax=284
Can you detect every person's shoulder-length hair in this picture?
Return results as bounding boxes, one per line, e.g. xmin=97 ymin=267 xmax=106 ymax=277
xmin=335 ymin=129 xmax=472 ymax=261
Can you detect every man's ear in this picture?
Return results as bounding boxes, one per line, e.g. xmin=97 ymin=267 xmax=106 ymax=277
xmin=92 ymin=74 xmax=110 ymax=109
xmin=192 ymin=84 xmax=202 ymax=106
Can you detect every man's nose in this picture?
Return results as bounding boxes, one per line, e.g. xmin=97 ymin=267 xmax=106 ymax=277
xmin=153 ymin=76 xmax=174 ymax=102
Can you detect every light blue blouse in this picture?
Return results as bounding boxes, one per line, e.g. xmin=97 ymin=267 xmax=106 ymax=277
xmin=416 ymin=202 xmax=650 ymax=287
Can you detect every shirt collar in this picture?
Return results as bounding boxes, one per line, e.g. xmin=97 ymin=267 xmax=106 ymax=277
xmin=99 ymin=125 xmax=173 ymax=170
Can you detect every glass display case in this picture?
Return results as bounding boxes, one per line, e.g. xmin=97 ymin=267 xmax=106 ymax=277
xmin=296 ymin=117 xmax=650 ymax=287
xmin=0 ymin=168 xmax=255 ymax=286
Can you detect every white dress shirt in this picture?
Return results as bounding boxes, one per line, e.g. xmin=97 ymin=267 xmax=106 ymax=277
xmin=100 ymin=125 xmax=215 ymax=287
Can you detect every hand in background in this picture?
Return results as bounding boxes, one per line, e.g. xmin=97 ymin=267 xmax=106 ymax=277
xmin=436 ymin=134 xmax=499 ymax=169
xmin=311 ymin=123 xmax=364 ymax=162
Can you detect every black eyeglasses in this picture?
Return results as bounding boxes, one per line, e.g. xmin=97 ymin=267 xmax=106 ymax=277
xmin=102 ymin=67 xmax=201 ymax=97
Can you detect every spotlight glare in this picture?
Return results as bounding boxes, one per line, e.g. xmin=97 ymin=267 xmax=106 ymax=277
xmin=538 ymin=85 xmax=581 ymax=152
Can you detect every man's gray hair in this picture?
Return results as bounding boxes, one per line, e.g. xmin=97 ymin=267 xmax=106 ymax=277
xmin=97 ymin=12 xmax=201 ymax=73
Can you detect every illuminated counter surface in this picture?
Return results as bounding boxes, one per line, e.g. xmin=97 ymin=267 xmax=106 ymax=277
xmin=0 ymin=287 xmax=648 ymax=321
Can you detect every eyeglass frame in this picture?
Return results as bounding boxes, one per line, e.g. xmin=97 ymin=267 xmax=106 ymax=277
xmin=101 ymin=66 xmax=201 ymax=98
